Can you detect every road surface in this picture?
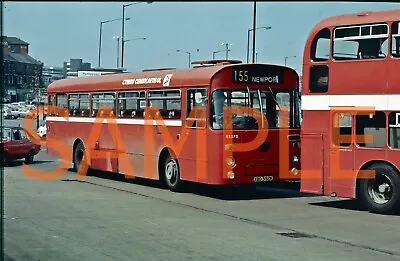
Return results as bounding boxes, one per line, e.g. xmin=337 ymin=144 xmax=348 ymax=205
xmin=4 ymin=150 xmax=400 ymax=261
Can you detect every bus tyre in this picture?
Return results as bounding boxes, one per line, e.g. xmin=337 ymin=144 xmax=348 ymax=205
xmin=162 ymin=154 xmax=182 ymax=192
xmin=73 ymin=142 xmax=87 ymax=173
xmin=358 ymin=163 xmax=400 ymax=214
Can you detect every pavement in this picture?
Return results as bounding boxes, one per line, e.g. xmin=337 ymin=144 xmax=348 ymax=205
xmin=3 ymin=144 xmax=400 ymax=260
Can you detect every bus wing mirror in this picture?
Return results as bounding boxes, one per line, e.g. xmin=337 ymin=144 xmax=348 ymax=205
xmin=195 ymin=92 xmax=207 ymax=103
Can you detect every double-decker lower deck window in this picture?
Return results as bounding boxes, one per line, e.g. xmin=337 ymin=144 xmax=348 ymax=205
xmin=148 ymin=90 xmax=181 ymax=119
xmin=118 ymin=91 xmax=146 ymax=118
xmin=92 ymin=93 xmax=116 ymax=117
xmin=356 ymin=111 xmax=386 ymax=148
xmin=68 ymin=94 xmax=90 ymax=117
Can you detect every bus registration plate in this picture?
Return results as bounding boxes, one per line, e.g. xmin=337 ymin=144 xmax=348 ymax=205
xmin=253 ymin=176 xmax=274 ymax=182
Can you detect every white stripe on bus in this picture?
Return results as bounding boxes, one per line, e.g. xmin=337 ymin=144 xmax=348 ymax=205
xmin=301 ymin=94 xmax=400 ymax=111
xmin=46 ymin=116 xmax=182 ymax=126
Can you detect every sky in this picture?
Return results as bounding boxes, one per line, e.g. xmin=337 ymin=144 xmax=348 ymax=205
xmin=3 ymin=1 xmax=400 ymax=74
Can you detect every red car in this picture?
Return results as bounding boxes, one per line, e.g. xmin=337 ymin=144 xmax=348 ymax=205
xmin=1 ymin=126 xmax=41 ymax=166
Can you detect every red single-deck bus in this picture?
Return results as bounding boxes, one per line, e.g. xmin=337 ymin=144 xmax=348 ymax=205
xmin=46 ymin=60 xmax=301 ymax=191
xmin=301 ymin=10 xmax=400 ymax=213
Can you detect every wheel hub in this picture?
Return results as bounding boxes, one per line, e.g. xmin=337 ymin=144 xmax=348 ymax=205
xmin=165 ymin=160 xmax=178 ymax=183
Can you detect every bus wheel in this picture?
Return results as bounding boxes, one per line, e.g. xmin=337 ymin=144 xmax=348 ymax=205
xmin=73 ymin=142 xmax=87 ymax=173
xmin=162 ymin=154 xmax=182 ymax=192
xmin=358 ymin=163 xmax=400 ymax=214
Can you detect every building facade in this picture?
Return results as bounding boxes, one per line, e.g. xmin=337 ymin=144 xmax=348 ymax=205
xmin=2 ymin=36 xmax=43 ymax=102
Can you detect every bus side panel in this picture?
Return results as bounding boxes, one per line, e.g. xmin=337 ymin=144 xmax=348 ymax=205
xmin=300 ymin=133 xmax=324 ymax=194
xmin=178 ymin=129 xmax=209 ymax=184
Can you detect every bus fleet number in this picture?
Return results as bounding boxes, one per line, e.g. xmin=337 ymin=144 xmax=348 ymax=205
xmin=253 ymin=176 xmax=274 ymax=183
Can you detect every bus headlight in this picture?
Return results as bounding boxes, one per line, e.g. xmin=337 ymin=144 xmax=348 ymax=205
xmin=227 ymin=171 xmax=235 ymax=179
xmin=291 ymin=154 xmax=300 ymax=164
xmin=226 ymin=156 xmax=236 ymax=167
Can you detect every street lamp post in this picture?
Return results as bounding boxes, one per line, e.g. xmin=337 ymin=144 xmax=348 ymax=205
xmin=177 ymin=49 xmax=199 ymax=68
xmin=246 ymin=26 xmax=271 ymax=63
xmin=98 ymin=17 xmax=130 ymax=67
xmin=284 ymin=55 xmax=297 ymax=66
xmin=252 ymin=0 xmax=257 ymax=63
xmin=121 ymin=1 xmax=153 ymax=68
xmin=113 ymin=36 xmax=121 ymax=68
xmin=221 ymin=43 xmax=233 ymax=59
xmin=212 ymin=49 xmax=225 ymax=59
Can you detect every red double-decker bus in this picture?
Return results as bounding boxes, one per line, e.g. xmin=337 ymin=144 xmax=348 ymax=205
xmin=46 ymin=60 xmax=301 ymax=191
xmin=301 ymin=10 xmax=400 ymax=213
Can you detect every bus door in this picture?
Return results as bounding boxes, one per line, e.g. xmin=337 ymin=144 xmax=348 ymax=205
xmin=180 ymin=88 xmax=208 ymax=182
xmin=329 ymin=112 xmax=355 ymax=198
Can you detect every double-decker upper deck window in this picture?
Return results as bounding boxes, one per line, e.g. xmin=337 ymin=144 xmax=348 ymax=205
xmin=333 ymin=23 xmax=389 ymax=60
xmin=148 ymin=90 xmax=181 ymax=119
xmin=391 ymin=21 xmax=400 ymax=58
xmin=56 ymin=94 xmax=68 ymax=117
xmin=118 ymin=91 xmax=146 ymax=118
xmin=311 ymin=28 xmax=331 ymax=62
xmin=92 ymin=92 xmax=116 ymax=117
xmin=68 ymin=93 xmax=90 ymax=117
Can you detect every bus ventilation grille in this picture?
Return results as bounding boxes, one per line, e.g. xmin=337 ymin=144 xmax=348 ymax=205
xmin=276 ymin=232 xmax=315 ymax=238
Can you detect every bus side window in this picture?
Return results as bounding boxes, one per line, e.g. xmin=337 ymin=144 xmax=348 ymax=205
xmin=92 ymin=93 xmax=116 ymax=117
xmin=186 ymin=89 xmax=207 ymax=128
xmin=309 ymin=65 xmax=329 ymax=93
xmin=332 ymin=113 xmax=352 ymax=147
xmin=356 ymin=111 xmax=386 ymax=148
xmin=311 ymin=28 xmax=330 ymax=62
xmin=148 ymin=90 xmax=181 ymax=120
xmin=118 ymin=91 xmax=145 ymax=118
xmin=389 ymin=112 xmax=400 ymax=149
xmin=391 ymin=21 xmax=400 ymax=58
xmin=56 ymin=94 xmax=68 ymax=117
xmin=48 ymin=95 xmax=55 ymax=116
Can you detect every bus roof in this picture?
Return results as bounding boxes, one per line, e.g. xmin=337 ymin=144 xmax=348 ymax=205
xmin=48 ymin=63 xmax=296 ymax=94
xmin=312 ymin=9 xmax=400 ymax=32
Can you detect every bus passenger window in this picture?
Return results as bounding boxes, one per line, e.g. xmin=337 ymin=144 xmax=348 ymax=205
xmin=333 ymin=23 xmax=388 ymax=60
xmin=391 ymin=21 xmax=400 ymax=58
xmin=309 ymin=65 xmax=329 ymax=93
xmin=48 ymin=95 xmax=55 ymax=116
xmin=56 ymin=94 xmax=68 ymax=117
xmin=92 ymin=93 xmax=116 ymax=117
xmin=356 ymin=111 xmax=386 ymax=148
xmin=311 ymin=28 xmax=330 ymax=62
xmin=118 ymin=91 xmax=145 ymax=118
xmin=68 ymin=94 xmax=90 ymax=117
xmin=389 ymin=112 xmax=400 ymax=149
xmin=332 ymin=113 xmax=352 ymax=147
xmin=148 ymin=90 xmax=181 ymax=119
xmin=186 ymin=89 xmax=207 ymax=128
